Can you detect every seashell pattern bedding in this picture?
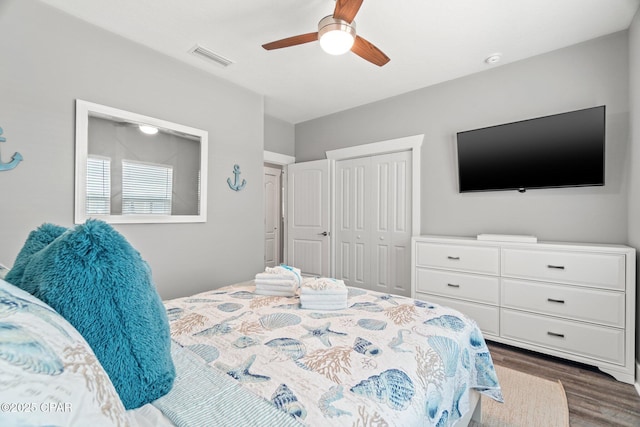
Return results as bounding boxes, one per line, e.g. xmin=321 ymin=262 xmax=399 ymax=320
xmin=164 ymin=281 xmax=503 ymax=426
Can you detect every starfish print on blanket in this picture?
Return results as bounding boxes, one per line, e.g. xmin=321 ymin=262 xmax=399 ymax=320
xmin=214 ymin=354 xmax=271 ymax=383
xmin=301 ymin=322 xmax=347 ymax=347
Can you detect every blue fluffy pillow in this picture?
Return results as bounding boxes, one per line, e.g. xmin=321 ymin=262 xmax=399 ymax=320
xmin=18 ymin=219 xmax=175 ymax=409
xmin=5 ymin=223 xmax=68 ymax=293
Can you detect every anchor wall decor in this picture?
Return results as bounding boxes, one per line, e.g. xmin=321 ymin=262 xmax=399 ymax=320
xmin=0 ymin=127 xmax=23 ymax=171
xmin=227 ymin=164 xmax=246 ymax=191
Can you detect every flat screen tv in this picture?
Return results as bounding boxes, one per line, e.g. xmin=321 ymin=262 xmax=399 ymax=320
xmin=456 ymin=106 xmax=605 ymax=193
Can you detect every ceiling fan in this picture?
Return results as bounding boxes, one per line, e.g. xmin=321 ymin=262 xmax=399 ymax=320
xmin=262 ymin=0 xmax=390 ymax=67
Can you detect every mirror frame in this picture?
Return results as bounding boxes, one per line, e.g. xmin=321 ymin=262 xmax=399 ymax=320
xmin=74 ymin=99 xmax=208 ymax=224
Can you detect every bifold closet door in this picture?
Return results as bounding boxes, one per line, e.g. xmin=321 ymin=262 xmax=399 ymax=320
xmin=335 ymin=151 xmax=412 ymax=296
xmin=370 ymin=151 xmax=412 ymax=296
xmin=335 ymin=157 xmax=371 ymax=289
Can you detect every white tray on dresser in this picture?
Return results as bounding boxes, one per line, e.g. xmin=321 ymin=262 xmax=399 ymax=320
xmin=411 ymin=235 xmax=636 ymax=384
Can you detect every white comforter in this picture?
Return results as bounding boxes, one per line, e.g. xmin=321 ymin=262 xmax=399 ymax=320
xmin=163 ymin=281 xmax=503 ymax=426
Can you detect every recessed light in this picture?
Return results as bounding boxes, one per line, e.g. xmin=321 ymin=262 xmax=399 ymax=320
xmin=485 ymin=53 xmax=502 ymax=65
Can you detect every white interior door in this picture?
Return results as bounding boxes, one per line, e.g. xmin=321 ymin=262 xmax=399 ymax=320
xmin=335 ymin=151 xmax=412 ymax=296
xmin=370 ymin=151 xmax=412 ymax=296
xmin=335 ymin=157 xmax=370 ymax=289
xmin=286 ymin=159 xmax=330 ymax=276
xmin=264 ymin=165 xmax=281 ymax=268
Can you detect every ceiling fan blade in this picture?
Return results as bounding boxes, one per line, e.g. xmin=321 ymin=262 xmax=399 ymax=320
xmin=333 ymin=0 xmax=364 ymax=23
xmin=262 ymin=32 xmax=318 ymax=50
xmin=351 ymin=35 xmax=390 ymax=66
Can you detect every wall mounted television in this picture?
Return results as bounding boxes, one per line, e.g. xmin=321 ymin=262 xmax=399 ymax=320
xmin=456 ymin=105 xmax=605 ymax=193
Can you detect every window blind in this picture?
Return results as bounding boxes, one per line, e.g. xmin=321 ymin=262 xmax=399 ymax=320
xmin=86 ymin=156 xmax=111 ymax=215
xmin=122 ymin=160 xmax=173 ymax=215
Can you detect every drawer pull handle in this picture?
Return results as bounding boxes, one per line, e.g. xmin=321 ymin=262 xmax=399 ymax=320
xmin=447 ymin=283 xmax=460 ymax=288
xmin=447 ymin=256 xmax=460 ymax=260
xmin=547 ymin=331 xmax=565 ymax=338
xmin=547 ymin=264 xmax=565 ymax=270
xmin=547 ymin=298 xmax=565 ymax=304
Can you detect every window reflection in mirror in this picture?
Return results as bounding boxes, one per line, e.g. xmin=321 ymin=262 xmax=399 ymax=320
xmin=75 ymin=100 xmax=208 ymax=224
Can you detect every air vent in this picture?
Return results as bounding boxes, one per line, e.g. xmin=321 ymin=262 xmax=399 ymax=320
xmin=189 ymin=44 xmax=234 ymax=67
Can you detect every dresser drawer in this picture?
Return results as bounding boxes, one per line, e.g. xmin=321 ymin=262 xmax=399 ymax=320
xmin=501 ymin=309 xmax=624 ymax=365
xmin=502 ymin=248 xmax=625 ymax=290
xmin=415 ymin=242 xmax=499 ymax=275
xmin=416 ymin=268 xmax=499 ymax=305
xmin=501 ymin=279 xmax=625 ymax=327
xmin=416 ymin=293 xmax=499 ymax=337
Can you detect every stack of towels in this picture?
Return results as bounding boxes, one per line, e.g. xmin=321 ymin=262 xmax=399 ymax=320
xmin=254 ymin=265 xmax=302 ymax=296
xmin=300 ymin=277 xmax=348 ymax=310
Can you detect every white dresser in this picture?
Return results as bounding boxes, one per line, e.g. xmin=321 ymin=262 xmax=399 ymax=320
xmin=411 ymin=235 xmax=636 ymax=384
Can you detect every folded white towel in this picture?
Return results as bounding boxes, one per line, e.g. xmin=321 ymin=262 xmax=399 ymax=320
xmin=300 ymin=277 xmax=347 ymax=310
xmin=300 ymin=301 xmax=348 ymax=310
xmin=266 ymin=265 xmax=301 ymax=276
xmin=300 ymin=277 xmax=347 ymax=295
xmin=255 ymin=265 xmax=302 ymax=284
xmin=256 ymin=283 xmax=298 ymax=293
xmin=254 ymin=288 xmax=297 ymax=297
xmin=300 ymin=294 xmax=347 ymax=303
xmin=255 ymin=278 xmax=298 ymax=287
xmin=255 ymin=273 xmax=299 ymax=282
xmin=300 ymin=288 xmax=347 ymax=297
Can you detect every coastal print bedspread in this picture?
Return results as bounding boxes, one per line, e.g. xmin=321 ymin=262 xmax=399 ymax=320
xmin=164 ymin=281 xmax=503 ymax=426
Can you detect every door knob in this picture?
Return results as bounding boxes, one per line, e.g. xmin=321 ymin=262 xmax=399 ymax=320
xmin=318 ymin=231 xmax=329 ymax=236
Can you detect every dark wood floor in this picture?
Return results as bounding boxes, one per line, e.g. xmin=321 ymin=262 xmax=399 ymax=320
xmin=486 ymin=341 xmax=640 ymax=426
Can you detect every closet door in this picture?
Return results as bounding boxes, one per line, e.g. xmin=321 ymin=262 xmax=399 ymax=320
xmin=335 ymin=157 xmax=371 ymax=289
xmin=371 ymin=151 xmax=412 ymax=296
xmin=335 ymin=151 xmax=412 ymax=297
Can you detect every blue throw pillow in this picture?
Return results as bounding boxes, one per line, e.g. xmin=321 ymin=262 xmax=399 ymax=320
xmin=5 ymin=223 xmax=68 ymax=293
xmin=19 ymin=219 xmax=175 ymax=409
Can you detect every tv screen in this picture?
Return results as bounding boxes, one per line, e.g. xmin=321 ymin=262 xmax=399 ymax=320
xmin=456 ymin=106 xmax=605 ymax=193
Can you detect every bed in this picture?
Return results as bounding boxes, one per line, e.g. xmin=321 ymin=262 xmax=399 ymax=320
xmin=158 ymin=280 xmax=502 ymax=426
xmin=0 ymin=221 xmax=502 ymax=426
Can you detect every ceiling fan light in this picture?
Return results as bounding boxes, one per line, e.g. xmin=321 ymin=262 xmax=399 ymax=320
xmin=318 ymin=16 xmax=355 ymax=55
xmin=320 ymin=30 xmax=355 ymax=55
xmin=139 ymin=125 xmax=159 ymax=135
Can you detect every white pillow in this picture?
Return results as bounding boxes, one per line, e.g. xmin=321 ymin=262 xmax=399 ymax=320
xmin=0 ymin=279 xmax=132 ymax=426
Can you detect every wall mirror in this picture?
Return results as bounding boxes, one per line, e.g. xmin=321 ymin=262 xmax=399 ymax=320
xmin=75 ymin=99 xmax=208 ymax=224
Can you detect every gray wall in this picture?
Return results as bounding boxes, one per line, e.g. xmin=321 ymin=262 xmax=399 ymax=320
xmin=296 ymin=32 xmax=631 ymax=245
xmin=265 ymin=115 xmax=295 ymax=157
xmin=626 ymin=8 xmax=640 ymax=372
xmin=0 ymin=0 xmax=265 ymax=299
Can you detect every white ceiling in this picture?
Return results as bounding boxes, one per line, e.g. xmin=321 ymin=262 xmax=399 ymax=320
xmin=38 ymin=0 xmax=640 ymax=124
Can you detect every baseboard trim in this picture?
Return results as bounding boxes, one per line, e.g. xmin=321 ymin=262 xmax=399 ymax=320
xmin=635 ymin=361 xmax=640 ymax=397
